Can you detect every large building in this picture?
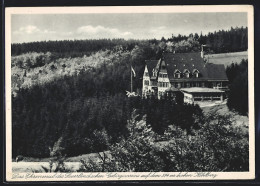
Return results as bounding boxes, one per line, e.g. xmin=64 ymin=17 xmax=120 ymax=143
xmin=142 ymin=51 xmax=228 ymax=103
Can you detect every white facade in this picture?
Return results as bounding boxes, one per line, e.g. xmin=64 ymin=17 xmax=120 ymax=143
xmin=142 ymin=65 xmax=154 ymax=96
xmin=157 ymin=60 xmax=171 ymax=98
xmin=183 ymin=92 xmax=194 ymax=104
xmin=142 ymin=52 xmax=228 ymax=100
xmin=181 ymin=87 xmax=224 ymax=104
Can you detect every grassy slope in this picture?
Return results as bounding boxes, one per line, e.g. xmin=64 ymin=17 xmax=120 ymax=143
xmin=154 ymin=103 xmax=248 ymax=150
xmin=205 ymin=51 xmax=248 ymax=67
xmin=201 ymin=104 xmax=248 ymax=134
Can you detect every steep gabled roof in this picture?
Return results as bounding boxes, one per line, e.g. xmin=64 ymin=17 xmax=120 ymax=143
xmin=145 ymin=59 xmax=159 ymax=78
xmin=162 ymin=52 xmax=228 ymax=81
xmin=192 ymin=69 xmax=200 ymax=73
xmin=165 ymin=87 xmax=180 ymax=92
xmin=181 ymin=87 xmax=224 ymax=93
xmin=183 ymin=69 xmax=190 ymax=73
xmin=205 ymin=63 xmax=228 ymax=80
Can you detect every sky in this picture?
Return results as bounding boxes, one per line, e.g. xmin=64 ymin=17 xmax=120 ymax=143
xmin=11 ymin=12 xmax=247 ymax=43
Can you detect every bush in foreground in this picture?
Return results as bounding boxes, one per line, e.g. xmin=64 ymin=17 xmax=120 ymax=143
xmin=78 ymin=112 xmax=248 ymax=172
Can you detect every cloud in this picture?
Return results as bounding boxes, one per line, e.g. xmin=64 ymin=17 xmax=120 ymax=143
xmin=149 ymin=26 xmax=167 ymax=33
xmin=13 ymin=25 xmax=40 ymax=34
xmin=60 ymin=31 xmax=73 ymax=36
xmin=42 ymin=29 xmax=56 ymax=34
xmin=12 ymin=24 xmax=134 ymax=43
xmin=76 ymin=25 xmax=133 ymax=38
xmin=13 ymin=25 xmax=56 ymax=35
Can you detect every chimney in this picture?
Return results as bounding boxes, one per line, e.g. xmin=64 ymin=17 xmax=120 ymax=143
xmin=201 ymin=45 xmax=204 ymax=59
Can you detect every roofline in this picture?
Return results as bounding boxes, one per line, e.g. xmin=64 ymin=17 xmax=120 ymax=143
xmin=181 ymin=89 xmax=224 ymax=93
xmin=169 ymin=79 xmax=228 ymax=82
xmin=206 ymin=79 xmax=229 ymax=81
xmin=145 ymin=59 xmax=159 ymax=62
xmin=181 ymin=90 xmax=224 ymax=93
xmin=163 ymin=51 xmax=202 ymax=55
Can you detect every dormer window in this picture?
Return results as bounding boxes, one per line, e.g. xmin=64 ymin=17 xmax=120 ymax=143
xmin=192 ymin=69 xmax=200 ymax=78
xmin=183 ymin=69 xmax=190 ymax=78
xmin=175 ymin=73 xmax=180 ymax=78
xmin=174 ymin=69 xmax=181 ymax=78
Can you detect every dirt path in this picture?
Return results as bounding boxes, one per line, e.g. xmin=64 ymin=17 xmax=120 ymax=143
xmin=12 ymin=151 xmax=111 ymax=173
xmin=12 ymin=162 xmax=81 ymax=173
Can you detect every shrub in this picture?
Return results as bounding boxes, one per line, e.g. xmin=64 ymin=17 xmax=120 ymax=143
xmin=77 ymin=112 xmax=248 ymax=172
xmin=226 ymin=59 xmax=248 ymax=115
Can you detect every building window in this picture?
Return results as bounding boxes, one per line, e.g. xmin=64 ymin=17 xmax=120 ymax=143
xmin=163 ymin=74 xmax=168 ymax=78
xmin=201 ymin=82 xmax=205 ymax=87
xmin=144 ymin=80 xmax=149 ymax=86
xmin=158 ymin=82 xmax=169 ymax=87
xmin=159 ymin=73 xmax=168 ymax=78
xmin=174 ymin=73 xmax=181 ymax=78
xmin=174 ymin=69 xmax=181 ymax=78
xmin=193 ymin=69 xmax=200 ymax=78
xmin=177 ymin=83 xmax=181 ymax=88
xmin=151 ymin=81 xmax=156 ymax=86
xmin=186 ymin=83 xmax=190 ymax=88
xmin=145 ymin=72 xmax=149 ymax=76
xmin=196 ymin=82 xmax=200 ymax=87
xmin=183 ymin=69 xmax=190 ymax=78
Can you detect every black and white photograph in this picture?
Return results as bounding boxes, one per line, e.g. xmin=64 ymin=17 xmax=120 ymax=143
xmin=5 ymin=5 xmax=254 ymax=181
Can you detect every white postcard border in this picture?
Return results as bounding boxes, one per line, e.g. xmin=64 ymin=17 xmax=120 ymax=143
xmin=5 ymin=5 xmax=255 ymax=181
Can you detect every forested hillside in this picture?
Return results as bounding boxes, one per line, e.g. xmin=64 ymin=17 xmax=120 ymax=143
xmin=11 ymin=26 xmax=249 ymax=171
xmin=11 ymin=41 xmax=160 ymax=157
xmin=12 ymin=26 xmax=247 ymax=56
xmin=226 ymin=59 xmax=248 ymax=115
xmin=11 ymin=50 xmax=133 ymax=96
xmin=11 ymin=27 xmax=248 ymax=96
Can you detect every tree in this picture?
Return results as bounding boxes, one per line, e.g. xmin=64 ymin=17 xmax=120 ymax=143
xmin=227 ymin=59 xmax=248 ymax=115
xmin=79 ymin=110 xmax=165 ymax=172
xmin=161 ymin=113 xmax=249 ymax=171
xmin=77 ymin=112 xmax=249 ymax=172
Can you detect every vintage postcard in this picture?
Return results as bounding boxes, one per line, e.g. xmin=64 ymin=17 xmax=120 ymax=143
xmin=5 ymin=5 xmax=254 ymax=181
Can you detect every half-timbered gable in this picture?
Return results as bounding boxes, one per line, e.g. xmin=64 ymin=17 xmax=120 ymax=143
xmin=142 ymin=60 xmax=159 ymax=97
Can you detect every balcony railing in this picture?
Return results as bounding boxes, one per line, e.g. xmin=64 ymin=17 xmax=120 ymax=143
xmin=213 ymin=86 xmax=229 ymax=91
